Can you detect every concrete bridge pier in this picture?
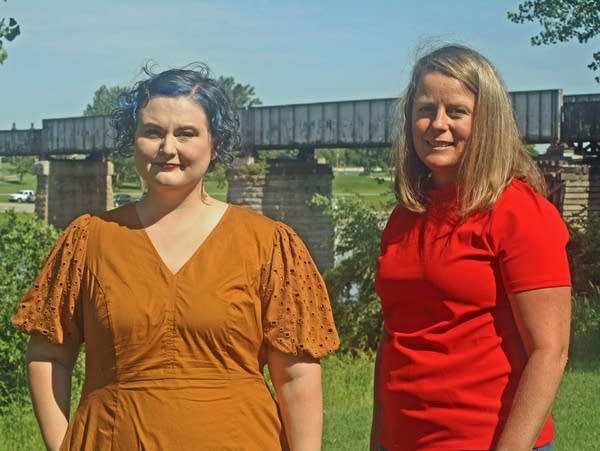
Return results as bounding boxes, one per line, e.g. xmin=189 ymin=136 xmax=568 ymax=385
xmin=227 ymin=149 xmax=334 ymax=273
xmin=34 ymin=158 xmax=114 ymax=229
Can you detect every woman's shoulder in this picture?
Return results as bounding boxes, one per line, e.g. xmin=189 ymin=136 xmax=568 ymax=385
xmin=502 ymin=178 xmax=540 ymax=197
xmin=225 ymin=204 xmax=279 ymax=232
xmin=489 ymin=178 xmax=566 ymax=237
xmin=224 ymin=205 xmax=310 ymax=252
xmin=96 ymin=202 xmax=139 ymax=226
xmin=496 ymin=178 xmax=557 ymax=214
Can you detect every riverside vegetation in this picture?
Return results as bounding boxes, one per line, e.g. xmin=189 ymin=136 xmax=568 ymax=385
xmin=1 ymin=174 xmax=599 ymax=450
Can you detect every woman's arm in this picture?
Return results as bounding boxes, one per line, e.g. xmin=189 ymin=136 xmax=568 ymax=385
xmin=495 ymin=286 xmax=571 ymax=451
xmin=267 ymin=347 xmax=323 ymax=451
xmin=26 ymin=333 xmax=80 ymax=451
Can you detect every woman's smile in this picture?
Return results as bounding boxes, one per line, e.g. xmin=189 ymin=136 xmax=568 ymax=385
xmin=154 ymin=162 xmax=182 ymax=170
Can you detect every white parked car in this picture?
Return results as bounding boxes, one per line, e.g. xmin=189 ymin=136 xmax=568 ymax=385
xmin=8 ymin=189 xmax=36 ymax=203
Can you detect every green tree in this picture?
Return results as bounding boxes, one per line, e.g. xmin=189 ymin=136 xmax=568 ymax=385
xmin=526 ymin=143 xmax=539 ymax=156
xmin=313 ymin=194 xmax=389 ymax=353
xmin=10 ymin=156 xmax=35 ymax=183
xmin=508 ymin=0 xmax=600 ymax=82
xmin=83 ymin=85 xmax=141 ymax=190
xmin=0 ymin=1 xmax=20 ymax=65
xmin=84 ymin=85 xmax=128 ymax=117
xmin=0 ymin=211 xmax=59 ymax=410
xmin=217 ymin=76 xmax=262 ymax=108
xmin=565 ymin=210 xmax=600 ymax=364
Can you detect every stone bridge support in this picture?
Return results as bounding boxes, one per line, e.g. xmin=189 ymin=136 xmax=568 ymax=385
xmin=538 ymin=157 xmax=600 ymax=224
xmin=34 ymin=158 xmax=114 ymax=230
xmin=227 ymin=150 xmax=334 ymax=273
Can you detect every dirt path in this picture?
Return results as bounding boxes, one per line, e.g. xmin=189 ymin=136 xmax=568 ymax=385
xmin=0 ymin=202 xmax=35 ymax=213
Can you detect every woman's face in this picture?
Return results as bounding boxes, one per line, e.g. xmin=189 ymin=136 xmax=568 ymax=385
xmin=411 ymin=71 xmax=476 ymax=188
xmin=134 ymin=96 xmax=214 ymax=193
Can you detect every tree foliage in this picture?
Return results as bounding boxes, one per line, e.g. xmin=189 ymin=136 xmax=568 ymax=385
xmin=313 ymin=194 xmax=389 ymax=353
xmin=0 ymin=1 xmax=20 ymax=65
xmin=508 ymin=0 xmax=600 ymax=82
xmin=0 ymin=211 xmax=59 ymax=410
xmin=83 ymin=85 xmax=128 ymax=117
xmin=11 ymin=156 xmax=35 ymax=183
xmin=566 ymin=210 xmax=600 ymax=364
xmin=2 ymin=155 xmax=35 ymax=183
xmin=84 ymin=85 xmax=140 ymax=190
xmin=217 ymin=76 xmax=262 ymax=108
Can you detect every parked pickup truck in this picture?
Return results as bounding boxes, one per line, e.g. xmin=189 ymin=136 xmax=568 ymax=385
xmin=8 ymin=189 xmax=36 ymax=203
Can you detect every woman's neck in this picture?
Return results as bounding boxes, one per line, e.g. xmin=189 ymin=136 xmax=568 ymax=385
xmin=136 ymin=183 xmax=219 ymax=226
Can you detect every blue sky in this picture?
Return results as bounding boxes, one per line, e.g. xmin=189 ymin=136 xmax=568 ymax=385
xmin=1 ymin=0 xmax=599 ymax=130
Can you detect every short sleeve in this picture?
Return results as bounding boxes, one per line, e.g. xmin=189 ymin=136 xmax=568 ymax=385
xmin=260 ymin=222 xmax=340 ymax=358
xmin=490 ymin=181 xmax=571 ymax=293
xmin=12 ymin=214 xmax=91 ymax=344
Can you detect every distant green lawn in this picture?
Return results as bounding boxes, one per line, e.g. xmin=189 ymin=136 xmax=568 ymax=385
xmin=1 ymin=169 xmax=391 ymax=206
xmin=115 ymin=175 xmax=391 ymax=204
xmin=0 ymin=174 xmax=36 ymax=203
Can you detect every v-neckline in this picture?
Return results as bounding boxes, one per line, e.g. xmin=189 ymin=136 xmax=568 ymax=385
xmin=135 ymin=203 xmax=231 ymax=277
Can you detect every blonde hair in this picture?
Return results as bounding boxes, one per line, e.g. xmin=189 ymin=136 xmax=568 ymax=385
xmin=394 ymin=44 xmax=546 ymax=217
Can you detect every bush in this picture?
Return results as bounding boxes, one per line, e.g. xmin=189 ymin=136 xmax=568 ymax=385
xmin=570 ymin=287 xmax=600 ymax=366
xmin=566 ymin=210 xmax=600 ymax=365
xmin=566 ymin=210 xmax=600 ymax=295
xmin=0 ymin=211 xmax=59 ymax=411
xmin=314 ymin=194 xmax=389 ymax=353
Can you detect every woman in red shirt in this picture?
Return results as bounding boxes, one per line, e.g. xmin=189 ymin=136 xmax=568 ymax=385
xmin=371 ymin=44 xmax=571 ymax=451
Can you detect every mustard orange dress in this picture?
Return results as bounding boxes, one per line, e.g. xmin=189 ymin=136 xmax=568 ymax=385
xmin=13 ymin=204 xmax=339 ymax=451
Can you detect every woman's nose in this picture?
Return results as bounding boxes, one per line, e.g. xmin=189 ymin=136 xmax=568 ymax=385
xmin=431 ymin=108 xmax=449 ymax=130
xmin=160 ymin=134 xmax=177 ymax=156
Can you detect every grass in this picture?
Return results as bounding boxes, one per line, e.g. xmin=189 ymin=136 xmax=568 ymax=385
xmin=333 ymin=174 xmax=395 ymax=209
xmin=322 ymin=354 xmax=374 ymax=450
xmin=1 ymin=164 xmax=390 ymax=206
xmin=553 ymin=362 xmax=600 ymax=449
xmin=114 ymin=174 xmax=390 ymax=205
xmin=0 ymin=166 xmax=36 ymax=203
xmin=2 ymin=355 xmax=598 ymax=450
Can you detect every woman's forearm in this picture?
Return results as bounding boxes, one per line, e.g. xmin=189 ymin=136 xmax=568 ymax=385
xmin=28 ymin=359 xmax=73 ymax=451
xmin=498 ymin=286 xmax=571 ymax=450
xmin=276 ymin=366 xmax=323 ymax=451
xmin=268 ymin=348 xmax=323 ymax=451
xmin=26 ymin=334 xmax=79 ymax=451
xmin=495 ymin=347 xmax=568 ymax=451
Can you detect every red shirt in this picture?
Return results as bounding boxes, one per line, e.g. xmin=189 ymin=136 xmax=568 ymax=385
xmin=375 ymin=179 xmax=571 ymax=450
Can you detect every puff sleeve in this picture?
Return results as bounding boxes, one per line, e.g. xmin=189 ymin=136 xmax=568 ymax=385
xmin=260 ymin=222 xmax=340 ymax=358
xmin=12 ymin=214 xmax=91 ymax=344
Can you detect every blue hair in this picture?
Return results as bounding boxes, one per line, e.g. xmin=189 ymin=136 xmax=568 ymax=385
xmin=111 ymin=63 xmax=240 ymax=170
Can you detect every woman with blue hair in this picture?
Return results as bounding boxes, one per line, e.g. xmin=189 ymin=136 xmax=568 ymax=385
xmin=14 ymin=64 xmax=339 ymax=450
